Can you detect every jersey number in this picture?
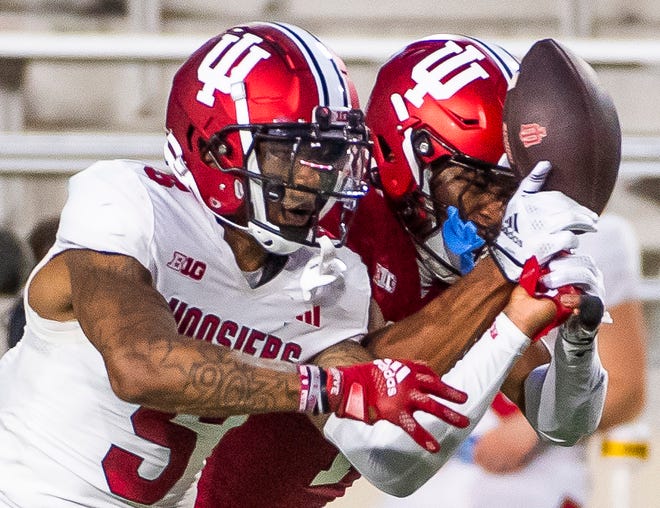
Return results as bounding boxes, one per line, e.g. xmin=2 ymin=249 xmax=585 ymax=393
xmin=102 ymin=408 xmax=247 ymax=504
xmin=102 ymin=408 xmax=197 ymax=504
xmin=144 ymin=166 xmax=188 ymax=191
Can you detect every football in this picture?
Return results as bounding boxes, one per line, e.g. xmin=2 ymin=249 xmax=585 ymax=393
xmin=502 ymin=38 xmax=621 ymax=214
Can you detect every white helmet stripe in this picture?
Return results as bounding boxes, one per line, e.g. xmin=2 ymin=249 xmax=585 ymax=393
xmin=269 ymin=22 xmax=351 ymax=108
xmin=462 ymin=35 xmax=519 ymax=85
xmin=401 ymin=127 xmax=421 ymax=186
xmin=229 ymin=80 xmax=254 ymax=156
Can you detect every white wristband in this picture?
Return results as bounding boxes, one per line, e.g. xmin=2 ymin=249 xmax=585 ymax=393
xmin=297 ymin=364 xmax=327 ymax=414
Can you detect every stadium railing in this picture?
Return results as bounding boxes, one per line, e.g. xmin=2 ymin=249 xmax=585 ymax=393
xmin=0 ymin=31 xmax=657 ymax=299
xmin=1 ymin=32 xmax=660 ymax=129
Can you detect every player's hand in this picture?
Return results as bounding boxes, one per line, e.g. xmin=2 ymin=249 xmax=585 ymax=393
xmin=539 ymin=253 xmax=605 ymax=301
xmin=515 ymin=252 xmax=605 ymax=340
xmin=327 ymin=359 xmax=469 ymax=452
xmin=504 ymin=284 xmax=558 ymax=340
xmin=490 ymin=161 xmax=598 ymax=282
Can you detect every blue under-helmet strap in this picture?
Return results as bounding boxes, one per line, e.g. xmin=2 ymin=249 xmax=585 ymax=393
xmin=442 ymin=206 xmax=485 ymax=274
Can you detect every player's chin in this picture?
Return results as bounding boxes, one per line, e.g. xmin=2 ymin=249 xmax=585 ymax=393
xmin=281 ymin=209 xmax=315 ymax=228
xmin=472 ymin=214 xmax=504 ymax=241
xmin=278 ymin=224 xmax=313 ymax=244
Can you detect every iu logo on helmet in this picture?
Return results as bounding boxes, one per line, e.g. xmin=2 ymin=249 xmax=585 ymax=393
xmin=167 ymin=251 xmax=207 ymax=281
xmin=196 ymin=32 xmax=271 ymax=107
xmin=404 ymin=40 xmax=490 ymax=108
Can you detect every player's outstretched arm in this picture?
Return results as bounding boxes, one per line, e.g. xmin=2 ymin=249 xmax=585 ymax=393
xmin=324 ymin=253 xmax=604 ymax=496
xmin=324 ymin=284 xmax=556 ymax=497
xmin=366 ymin=255 xmax=514 ymax=375
xmin=31 ymin=248 xmax=466 ymax=450
xmin=49 ymin=248 xmax=301 ymax=416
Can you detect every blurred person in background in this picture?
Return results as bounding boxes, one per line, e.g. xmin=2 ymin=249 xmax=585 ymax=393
xmin=374 ymin=213 xmax=646 ymax=508
xmin=6 ymin=216 xmax=59 ymax=350
xmin=194 ymin=34 xmax=608 ymax=507
xmin=0 ymin=227 xmax=28 ymax=356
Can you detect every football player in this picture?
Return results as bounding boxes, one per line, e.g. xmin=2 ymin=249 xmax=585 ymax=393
xmin=194 ymin=35 xmax=607 ymax=506
xmin=374 ymin=214 xmax=646 ymax=508
xmin=0 ymin=23 xmax=472 ymax=507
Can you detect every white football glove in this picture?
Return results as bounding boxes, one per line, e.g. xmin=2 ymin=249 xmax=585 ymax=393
xmin=490 ymin=161 xmax=599 ymax=282
xmin=539 ymin=253 xmax=605 ymax=301
xmin=538 ymin=252 xmax=606 ymax=348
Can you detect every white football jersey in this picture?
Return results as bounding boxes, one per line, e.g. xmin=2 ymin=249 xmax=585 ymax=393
xmin=0 ymin=160 xmax=370 ymax=507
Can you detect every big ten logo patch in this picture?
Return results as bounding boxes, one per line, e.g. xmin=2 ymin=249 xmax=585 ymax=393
xmin=167 ymin=251 xmax=207 ymax=281
xmin=373 ymin=263 xmax=397 ymax=293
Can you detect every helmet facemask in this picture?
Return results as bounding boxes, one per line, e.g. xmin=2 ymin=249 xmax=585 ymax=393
xmin=394 ymin=129 xmax=518 ymax=281
xmin=205 ymin=107 xmax=371 ymax=254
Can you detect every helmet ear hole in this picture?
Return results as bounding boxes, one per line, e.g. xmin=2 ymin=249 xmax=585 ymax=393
xmin=200 ymin=135 xmax=232 ymax=166
xmin=412 ymin=130 xmax=434 ymax=158
xmin=376 ymin=135 xmax=393 ymax=163
xmin=186 ymin=125 xmax=195 ymax=151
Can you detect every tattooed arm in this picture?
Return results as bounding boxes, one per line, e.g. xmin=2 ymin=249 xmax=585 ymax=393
xmin=29 ymin=249 xmax=301 ymax=417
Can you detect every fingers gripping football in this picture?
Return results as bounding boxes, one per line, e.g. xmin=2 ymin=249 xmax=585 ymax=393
xmin=307 ymin=360 xmax=469 ymax=452
xmin=490 ymin=161 xmax=599 ymax=282
xmin=540 ymin=254 xmax=605 ymax=300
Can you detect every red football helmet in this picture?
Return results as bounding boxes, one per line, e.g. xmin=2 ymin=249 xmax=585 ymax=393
xmin=365 ymin=34 xmax=519 ymax=280
xmin=165 ymin=22 xmax=370 ymax=254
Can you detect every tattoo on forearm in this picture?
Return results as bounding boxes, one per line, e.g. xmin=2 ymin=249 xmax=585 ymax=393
xmin=68 ymin=250 xmax=298 ymax=416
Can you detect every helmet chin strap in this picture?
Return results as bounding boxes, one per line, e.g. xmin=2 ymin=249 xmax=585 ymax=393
xmin=246 ymin=221 xmax=302 ymax=255
xmin=212 ymin=213 xmax=302 ymax=256
xmin=417 ymin=233 xmax=462 ymax=284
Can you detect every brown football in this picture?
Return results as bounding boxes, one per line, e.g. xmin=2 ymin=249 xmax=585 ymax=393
xmin=502 ymin=38 xmax=621 ymax=214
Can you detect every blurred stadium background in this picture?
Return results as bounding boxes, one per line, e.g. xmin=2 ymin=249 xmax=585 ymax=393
xmin=0 ymin=1 xmax=658 ymax=506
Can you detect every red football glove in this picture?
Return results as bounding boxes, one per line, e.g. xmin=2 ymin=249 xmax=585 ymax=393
xmin=300 ymin=359 xmax=469 ymax=453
